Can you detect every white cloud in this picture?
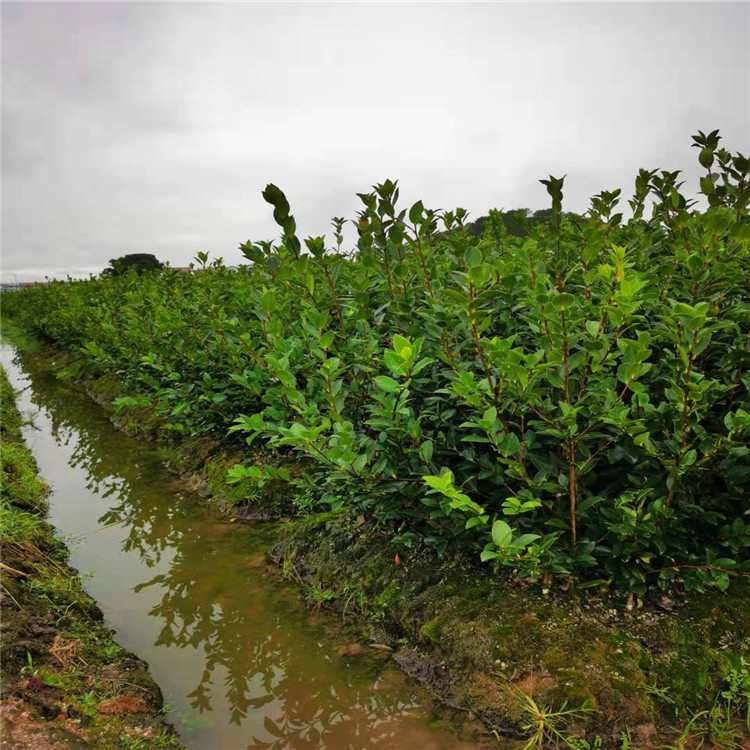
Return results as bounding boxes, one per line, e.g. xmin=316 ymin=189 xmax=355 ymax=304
xmin=2 ymin=1 xmax=748 ymax=281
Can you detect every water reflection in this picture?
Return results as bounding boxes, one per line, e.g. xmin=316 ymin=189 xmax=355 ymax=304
xmin=9 ymin=350 xmax=486 ymax=750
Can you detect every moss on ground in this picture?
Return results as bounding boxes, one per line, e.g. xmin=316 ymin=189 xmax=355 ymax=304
xmin=274 ymin=516 xmax=750 ymax=742
xmin=0 ymin=366 xmax=185 ymax=749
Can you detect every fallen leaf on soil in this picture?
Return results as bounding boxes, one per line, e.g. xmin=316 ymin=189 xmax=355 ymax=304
xmin=369 ymin=643 xmax=394 ymax=652
xmin=97 ymin=696 xmax=150 ymax=715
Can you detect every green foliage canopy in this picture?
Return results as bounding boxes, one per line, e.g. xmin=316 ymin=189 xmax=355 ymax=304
xmin=6 ymin=130 xmax=749 ymax=594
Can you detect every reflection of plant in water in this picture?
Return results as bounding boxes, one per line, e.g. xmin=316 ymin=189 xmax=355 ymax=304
xmin=132 ymin=523 xmax=422 ymax=743
xmin=160 ymin=704 xmax=214 ymax=736
xmin=16 ymin=355 xmax=440 ymax=750
xmin=19 ymin=357 xmax=188 ymax=566
xmin=137 ymin=532 xmax=437 ymax=748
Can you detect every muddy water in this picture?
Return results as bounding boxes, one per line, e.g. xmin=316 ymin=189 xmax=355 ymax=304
xmin=1 ymin=344 xmax=490 ymax=750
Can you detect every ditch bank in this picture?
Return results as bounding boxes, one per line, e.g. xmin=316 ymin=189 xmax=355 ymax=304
xmin=0 ymin=366 xmax=185 ymax=750
xmin=9 ymin=336 xmax=750 ymax=748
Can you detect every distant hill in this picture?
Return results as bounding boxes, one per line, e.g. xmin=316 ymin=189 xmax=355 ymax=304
xmin=466 ymin=207 xmax=583 ymax=238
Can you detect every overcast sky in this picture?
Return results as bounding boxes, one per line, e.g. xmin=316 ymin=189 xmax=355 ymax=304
xmin=2 ymin=2 xmax=748 ymax=282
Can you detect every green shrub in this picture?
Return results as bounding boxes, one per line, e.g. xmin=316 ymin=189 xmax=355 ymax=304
xmin=5 ymin=130 xmax=749 ymax=593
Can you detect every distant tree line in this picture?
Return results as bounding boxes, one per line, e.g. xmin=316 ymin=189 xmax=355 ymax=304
xmin=103 ymin=253 xmax=163 ymax=276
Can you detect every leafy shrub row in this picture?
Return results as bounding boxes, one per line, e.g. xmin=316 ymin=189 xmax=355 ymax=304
xmin=5 ymin=131 xmax=749 ymax=593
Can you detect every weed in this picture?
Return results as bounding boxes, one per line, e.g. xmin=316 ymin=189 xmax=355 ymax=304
xmin=120 ymin=730 xmax=183 ymax=748
xmin=306 ymin=586 xmax=338 ymax=610
xmin=657 ymin=658 xmax=750 ymax=749
xmin=506 ymin=685 xmax=593 ymax=750
xmin=70 ymin=690 xmax=100 ymax=716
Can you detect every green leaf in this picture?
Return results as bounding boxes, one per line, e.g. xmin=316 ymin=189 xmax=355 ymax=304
xmin=261 ymin=291 xmax=276 ymax=315
xmin=262 ymin=184 xmax=290 ymax=218
xmin=409 ymin=200 xmax=424 ymax=224
xmin=585 ymin=320 xmax=602 ymax=337
xmin=496 ymin=432 xmax=520 ymax=456
xmin=551 ymin=292 xmax=575 ymax=311
xmin=698 ymin=147 xmax=714 ymax=169
xmin=393 ymin=334 xmax=411 ymax=355
xmin=491 ymin=520 xmax=513 ymax=548
xmin=226 ymin=464 xmax=265 ymax=484
xmin=480 ymin=548 xmax=502 ymax=562
xmin=375 ymin=375 xmax=401 ymax=393
xmin=465 ymin=247 xmax=483 ymax=267
xmin=319 ymin=331 xmax=334 ymax=349
xmin=482 ymin=406 xmax=497 ymax=424
xmin=513 ymin=533 xmax=541 ymax=550
xmin=681 ymin=449 xmax=697 ymax=467
xmin=700 ymin=176 xmax=715 ymax=194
